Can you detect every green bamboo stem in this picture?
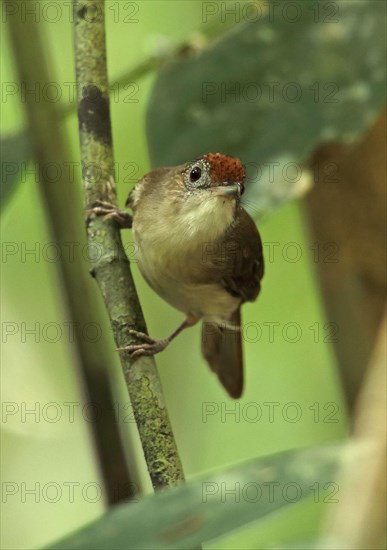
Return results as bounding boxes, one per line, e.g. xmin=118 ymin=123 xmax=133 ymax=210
xmin=7 ymin=1 xmax=134 ymax=506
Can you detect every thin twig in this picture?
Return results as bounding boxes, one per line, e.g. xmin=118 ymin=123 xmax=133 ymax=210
xmin=61 ymin=17 xmax=238 ymax=119
xmin=73 ymin=0 xmax=184 ymax=489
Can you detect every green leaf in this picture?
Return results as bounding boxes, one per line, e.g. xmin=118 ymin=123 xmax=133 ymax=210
xmin=1 ymin=131 xmax=32 ymax=211
xmin=146 ymin=0 xmax=386 ymax=218
xmin=49 ymin=444 xmax=342 ymax=550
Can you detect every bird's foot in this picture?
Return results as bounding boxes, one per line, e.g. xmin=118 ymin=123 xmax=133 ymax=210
xmin=86 ymin=200 xmax=132 ymax=228
xmin=116 ymin=330 xmax=169 ymax=358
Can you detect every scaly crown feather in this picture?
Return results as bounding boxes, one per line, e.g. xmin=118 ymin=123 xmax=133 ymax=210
xmin=203 ymin=153 xmax=245 ymax=186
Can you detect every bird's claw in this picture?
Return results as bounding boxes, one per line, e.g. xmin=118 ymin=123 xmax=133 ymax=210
xmin=116 ymin=330 xmax=169 ymax=358
xmin=86 ymin=200 xmax=132 ymax=228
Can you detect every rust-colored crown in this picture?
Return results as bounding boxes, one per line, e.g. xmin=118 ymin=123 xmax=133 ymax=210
xmin=203 ymin=153 xmax=245 ymax=184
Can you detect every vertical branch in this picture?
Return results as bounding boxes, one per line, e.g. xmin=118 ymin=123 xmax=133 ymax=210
xmin=319 ymin=310 xmax=386 ymax=549
xmin=306 ymin=111 xmax=386 ymax=410
xmin=73 ymin=0 xmax=184 ymax=488
xmin=7 ymin=1 xmax=133 ymax=505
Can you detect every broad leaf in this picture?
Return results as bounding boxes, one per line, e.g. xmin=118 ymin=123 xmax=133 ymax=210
xmin=146 ymin=0 xmax=386 ymax=218
xmin=50 ymin=444 xmax=343 ymax=550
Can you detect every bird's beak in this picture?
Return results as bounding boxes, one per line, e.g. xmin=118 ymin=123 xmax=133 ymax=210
xmin=211 ymin=183 xmax=241 ymax=198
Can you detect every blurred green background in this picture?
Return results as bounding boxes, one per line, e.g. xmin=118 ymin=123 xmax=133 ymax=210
xmin=5 ymin=0 xmax=385 ymax=548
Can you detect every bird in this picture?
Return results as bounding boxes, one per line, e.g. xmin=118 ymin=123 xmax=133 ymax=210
xmin=90 ymin=153 xmax=264 ymax=398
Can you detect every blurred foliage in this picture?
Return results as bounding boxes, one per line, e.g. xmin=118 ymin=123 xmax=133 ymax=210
xmin=51 ymin=444 xmax=342 ymax=550
xmin=147 ymin=0 xmax=386 ymax=217
xmin=5 ymin=0 xmax=385 ymax=549
xmin=1 ymin=132 xmax=32 ymax=210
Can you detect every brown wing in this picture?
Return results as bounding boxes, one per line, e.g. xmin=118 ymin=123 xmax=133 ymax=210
xmin=219 ymin=207 xmax=264 ymax=303
xmin=201 ymin=208 xmax=264 ymax=398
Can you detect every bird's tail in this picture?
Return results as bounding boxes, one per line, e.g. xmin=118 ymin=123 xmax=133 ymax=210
xmin=201 ymin=308 xmax=243 ymax=399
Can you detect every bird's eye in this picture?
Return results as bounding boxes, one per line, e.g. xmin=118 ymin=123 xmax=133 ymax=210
xmin=189 ymin=166 xmax=202 ymax=183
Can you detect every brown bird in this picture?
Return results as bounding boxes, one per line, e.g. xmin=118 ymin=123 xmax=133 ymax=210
xmin=93 ymin=154 xmax=264 ymax=398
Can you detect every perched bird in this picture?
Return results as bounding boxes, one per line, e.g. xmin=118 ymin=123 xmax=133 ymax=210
xmin=92 ymin=154 xmax=264 ymax=398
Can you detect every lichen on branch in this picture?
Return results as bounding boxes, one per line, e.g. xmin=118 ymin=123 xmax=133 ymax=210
xmin=73 ymin=0 xmax=184 ymax=489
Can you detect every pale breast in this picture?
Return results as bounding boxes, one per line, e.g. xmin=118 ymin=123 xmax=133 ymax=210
xmin=131 ymin=189 xmax=240 ymax=319
xmin=133 ymin=226 xmax=240 ymax=320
